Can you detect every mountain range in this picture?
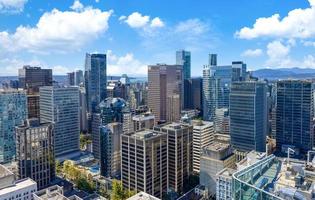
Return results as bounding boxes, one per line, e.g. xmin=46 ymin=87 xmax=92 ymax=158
xmin=251 ymin=67 xmax=315 ymax=80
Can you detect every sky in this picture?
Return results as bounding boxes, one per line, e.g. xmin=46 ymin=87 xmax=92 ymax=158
xmin=1 ymin=0 xmax=315 ymax=76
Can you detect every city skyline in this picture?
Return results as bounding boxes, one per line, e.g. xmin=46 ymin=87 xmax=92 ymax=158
xmin=1 ymin=0 xmax=315 ymax=76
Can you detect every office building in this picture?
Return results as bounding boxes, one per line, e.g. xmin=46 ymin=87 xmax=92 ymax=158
xmin=132 ymin=112 xmax=155 ymax=131
xmin=199 ymin=141 xmax=235 ymax=195
xmin=276 ymin=80 xmax=313 ymax=154
xmin=75 ymin=70 xmax=84 ymax=86
xmin=154 ymin=123 xmax=193 ymax=194
xmin=121 ymin=130 xmax=168 ymax=199
xmin=0 ymin=90 xmax=27 ymax=163
xmin=192 ymin=120 xmax=215 ymax=173
xmin=231 ymin=61 xmax=247 ymax=81
xmin=67 ymin=72 xmax=75 ymax=86
xmin=16 ymin=118 xmax=55 ymax=189
xmin=127 ymin=192 xmax=161 ymax=200
xmin=100 ymin=122 xmax=122 ymax=178
xmin=209 ymin=54 xmax=217 ymax=66
xmin=216 ymin=168 xmax=235 ymax=200
xmin=191 ymin=77 xmax=203 ymax=112
xmin=27 ymin=94 xmax=40 ymax=119
xmin=79 ymin=87 xmax=88 ymax=132
xmin=148 ymin=64 xmax=183 ymax=123
xmin=33 ymin=185 xmax=83 ymax=200
xmin=230 ymin=82 xmax=267 ymax=153
xmin=0 ymin=164 xmax=37 ymax=200
xmin=176 ymin=50 xmax=191 ymax=109
xmin=18 ymin=66 xmax=53 ymax=93
xmin=84 ymin=53 xmax=107 ymax=113
xmin=166 ymin=94 xmax=181 ymax=122
xmin=40 ymin=86 xmax=80 ymax=156
xmin=123 ymin=112 xmax=134 ymax=134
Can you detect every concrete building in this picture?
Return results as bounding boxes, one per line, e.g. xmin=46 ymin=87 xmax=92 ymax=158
xmin=216 ymin=168 xmax=235 ymax=200
xmin=27 ymin=94 xmax=40 ymax=119
xmin=166 ymin=94 xmax=181 ymax=122
xmin=33 ymin=185 xmax=83 ymax=200
xmin=0 ymin=90 xmax=27 ymax=163
xmin=276 ymin=80 xmax=314 ymax=154
xmin=154 ymin=123 xmax=193 ymax=194
xmin=40 ymin=86 xmax=80 ymax=157
xmin=230 ymin=82 xmax=267 ymax=153
xmin=16 ymin=118 xmax=55 ymax=189
xmin=127 ymin=192 xmax=161 ymax=200
xmin=148 ymin=64 xmax=183 ymax=123
xmin=100 ymin=122 xmax=122 ymax=178
xmin=132 ymin=112 xmax=155 ymax=131
xmin=67 ymin=72 xmax=75 ymax=86
xmin=192 ymin=120 xmax=215 ymax=173
xmin=121 ymin=130 xmax=168 ymax=199
xmin=199 ymin=141 xmax=235 ymax=196
xmin=0 ymin=164 xmax=37 ymax=200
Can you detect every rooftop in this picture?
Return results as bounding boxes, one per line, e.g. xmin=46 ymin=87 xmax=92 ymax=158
xmin=0 ymin=178 xmax=37 ymax=196
xmin=126 ymin=130 xmax=164 ymax=140
xmin=127 ymin=192 xmax=161 ymax=200
xmin=0 ymin=164 xmax=13 ymax=179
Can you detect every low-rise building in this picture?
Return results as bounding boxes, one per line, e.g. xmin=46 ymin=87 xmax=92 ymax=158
xmin=127 ymin=192 xmax=161 ymax=200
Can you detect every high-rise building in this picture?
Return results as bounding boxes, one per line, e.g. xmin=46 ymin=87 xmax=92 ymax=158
xmin=0 ymin=164 xmax=37 ymax=200
xmin=191 ymin=77 xmax=203 ymax=112
xmin=209 ymin=54 xmax=217 ymax=66
xmin=132 ymin=112 xmax=155 ymax=131
xmin=231 ymin=61 xmax=247 ymax=81
xmin=199 ymin=141 xmax=235 ymax=195
xmin=192 ymin=120 xmax=215 ymax=173
xmin=79 ymin=87 xmax=88 ymax=132
xmin=121 ymin=130 xmax=168 ymax=199
xmin=75 ymin=70 xmax=84 ymax=86
xmin=100 ymin=122 xmax=122 ymax=178
xmin=166 ymin=94 xmax=181 ymax=122
xmin=27 ymin=94 xmax=40 ymax=119
xmin=40 ymin=86 xmax=80 ymax=156
xmin=67 ymin=72 xmax=75 ymax=86
xmin=18 ymin=66 xmax=53 ymax=93
xmin=216 ymin=168 xmax=235 ymax=200
xmin=148 ymin=64 xmax=183 ymax=123
xmin=230 ymin=82 xmax=267 ymax=153
xmin=276 ymin=80 xmax=314 ymax=154
xmin=15 ymin=118 xmax=55 ymax=189
xmin=0 ymin=90 xmax=27 ymax=164
xmin=176 ymin=50 xmax=191 ymax=80
xmin=154 ymin=123 xmax=193 ymax=194
xmin=84 ymin=53 xmax=107 ymax=113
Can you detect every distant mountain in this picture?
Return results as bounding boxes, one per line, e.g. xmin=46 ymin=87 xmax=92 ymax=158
xmin=252 ymin=68 xmax=315 ymax=80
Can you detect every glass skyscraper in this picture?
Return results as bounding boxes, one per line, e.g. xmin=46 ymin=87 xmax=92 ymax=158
xmin=230 ymin=81 xmax=267 ymax=152
xmin=84 ymin=53 xmax=107 ymax=113
xmin=176 ymin=50 xmax=191 ymax=80
xmin=0 ymin=90 xmax=27 ymax=163
xmin=276 ymin=80 xmax=313 ymax=154
xmin=40 ymin=86 xmax=80 ymax=156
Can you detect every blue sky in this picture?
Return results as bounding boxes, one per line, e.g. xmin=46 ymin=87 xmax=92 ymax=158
xmin=1 ymin=0 xmax=315 ymax=76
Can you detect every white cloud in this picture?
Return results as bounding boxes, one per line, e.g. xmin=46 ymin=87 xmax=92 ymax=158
xmin=121 ymin=12 xmax=164 ymax=29
xmin=95 ymin=0 xmax=100 ymax=2
xmin=0 ymin=0 xmax=28 ymax=13
xmin=241 ymin=49 xmax=263 ymax=57
xmin=107 ymin=50 xmax=147 ymax=76
xmin=150 ymin=17 xmax=164 ymax=28
xmin=70 ymin=0 xmax=84 ymax=12
xmin=303 ymin=55 xmax=315 ymax=67
xmin=266 ymin=40 xmax=292 ymax=67
xmin=236 ymin=0 xmax=315 ymax=39
xmin=0 ymin=6 xmax=113 ymax=53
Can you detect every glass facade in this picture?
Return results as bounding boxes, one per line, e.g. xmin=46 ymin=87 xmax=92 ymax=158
xmin=0 ymin=90 xmax=27 ymax=163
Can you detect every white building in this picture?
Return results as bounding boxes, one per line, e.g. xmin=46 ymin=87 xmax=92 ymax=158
xmin=215 ymin=168 xmax=235 ymax=200
xmin=0 ymin=164 xmax=37 ymax=200
xmin=192 ymin=120 xmax=215 ymax=173
xmin=127 ymin=192 xmax=161 ymax=200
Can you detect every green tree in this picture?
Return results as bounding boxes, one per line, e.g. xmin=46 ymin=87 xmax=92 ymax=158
xmin=111 ymin=180 xmax=125 ymax=200
xmin=56 ymin=160 xmax=62 ymax=175
xmin=77 ymin=177 xmax=95 ymax=193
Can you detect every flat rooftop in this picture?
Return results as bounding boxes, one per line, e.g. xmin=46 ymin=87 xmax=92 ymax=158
xmin=0 ymin=178 xmax=37 ymax=196
xmin=0 ymin=164 xmax=13 ymax=179
xmin=127 ymin=192 xmax=161 ymax=200
xmin=205 ymin=141 xmax=230 ymax=152
xmin=217 ymin=168 xmax=236 ymax=178
xmin=128 ymin=130 xmax=163 ymax=140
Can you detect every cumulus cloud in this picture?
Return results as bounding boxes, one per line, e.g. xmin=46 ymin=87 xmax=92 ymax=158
xmin=0 ymin=0 xmax=28 ymax=13
xmin=70 ymin=0 xmax=84 ymax=11
xmin=235 ymin=0 xmax=315 ymax=39
xmin=0 ymin=4 xmax=113 ymax=53
xmin=120 ymin=12 xmax=164 ymax=29
xmin=107 ymin=50 xmax=147 ymax=76
xmin=266 ymin=40 xmax=292 ymax=67
xmin=241 ymin=49 xmax=263 ymax=57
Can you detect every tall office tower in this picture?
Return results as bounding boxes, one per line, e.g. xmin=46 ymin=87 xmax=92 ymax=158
xmin=67 ymin=72 xmax=75 ymax=86
xmin=132 ymin=112 xmax=155 ymax=131
xmin=15 ymin=119 xmax=55 ymax=189
xmin=230 ymin=82 xmax=267 ymax=153
xmin=191 ymin=77 xmax=203 ymax=112
xmin=100 ymin=122 xmax=122 ymax=178
xmin=148 ymin=64 xmax=183 ymax=123
xmin=0 ymin=164 xmax=37 ymax=200
xmin=121 ymin=130 xmax=168 ymax=199
xmin=92 ymin=97 xmax=128 ymax=158
xmin=27 ymin=93 xmax=40 ymax=118
xmin=40 ymin=86 xmax=80 ymax=156
xmin=216 ymin=168 xmax=235 ymax=200
xmin=176 ymin=50 xmax=191 ymax=80
xmin=276 ymin=80 xmax=313 ymax=154
xmin=214 ymin=108 xmax=229 ymax=133
xmin=79 ymin=87 xmax=88 ymax=132
xmin=199 ymin=141 xmax=235 ymax=195
xmin=75 ymin=70 xmax=84 ymax=86
xmin=202 ymin=65 xmax=215 ymax=121
xmin=18 ymin=65 xmax=53 ymax=93
xmin=192 ymin=120 xmax=214 ymax=173
xmin=154 ymin=123 xmax=193 ymax=194
xmin=209 ymin=54 xmax=217 ymax=66
xmin=166 ymin=94 xmax=181 ymax=122
xmin=84 ymin=53 xmax=107 ymax=114
xmin=232 ymin=61 xmax=247 ymax=81
xmin=0 ymin=90 xmax=27 ymax=164
xmin=123 ymin=112 xmax=134 ymax=134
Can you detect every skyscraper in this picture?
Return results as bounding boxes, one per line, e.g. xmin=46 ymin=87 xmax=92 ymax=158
xmin=209 ymin=54 xmax=217 ymax=66
xmin=67 ymin=72 xmax=75 ymax=86
xmin=100 ymin=122 xmax=122 ymax=178
xmin=148 ymin=64 xmax=183 ymax=123
xmin=84 ymin=53 xmax=107 ymax=114
xmin=230 ymin=82 xmax=267 ymax=153
xmin=154 ymin=123 xmax=193 ymax=194
xmin=40 ymin=86 xmax=80 ymax=156
xmin=75 ymin=70 xmax=84 ymax=86
xmin=121 ymin=130 xmax=168 ymax=199
xmin=15 ymin=118 xmax=55 ymax=189
xmin=0 ymin=90 xmax=27 ymax=163
xmin=176 ymin=50 xmax=191 ymax=80
xmin=276 ymin=80 xmax=313 ymax=154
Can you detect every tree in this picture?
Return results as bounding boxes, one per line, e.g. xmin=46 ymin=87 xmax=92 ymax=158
xmin=111 ymin=180 xmax=125 ymax=200
xmin=56 ymin=160 xmax=62 ymax=175
xmin=77 ymin=177 xmax=95 ymax=193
